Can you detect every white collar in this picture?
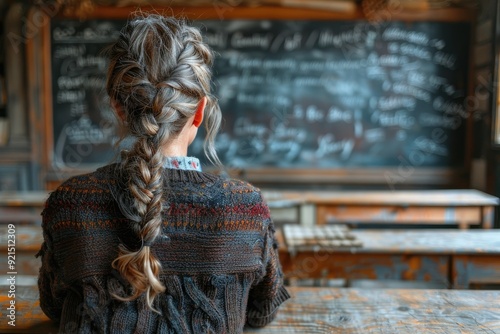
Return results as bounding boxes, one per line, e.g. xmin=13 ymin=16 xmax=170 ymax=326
xmin=163 ymin=156 xmax=202 ymax=172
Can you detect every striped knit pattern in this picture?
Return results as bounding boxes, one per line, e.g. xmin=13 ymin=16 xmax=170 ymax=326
xmin=37 ymin=164 xmax=290 ymax=334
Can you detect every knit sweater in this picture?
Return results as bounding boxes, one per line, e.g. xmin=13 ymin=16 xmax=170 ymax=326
xmin=37 ymin=164 xmax=290 ymax=334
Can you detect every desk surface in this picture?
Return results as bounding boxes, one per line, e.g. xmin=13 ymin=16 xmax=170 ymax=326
xmin=8 ymin=227 xmax=500 ymax=288
xmin=281 ymin=228 xmax=500 ymax=255
xmin=247 ymin=287 xmax=500 ymax=333
xmin=0 ymin=192 xmax=49 ymax=207
xmin=2 ymin=286 xmax=500 ymax=333
xmin=8 ymin=226 xmax=500 ymax=255
xmin=264 ymin=189 xmax=499 ymax=206
xmin=0 ymin=226 xmax=42 ymax=252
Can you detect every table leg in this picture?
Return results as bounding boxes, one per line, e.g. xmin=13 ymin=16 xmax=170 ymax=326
xmin=481 ymin=206 xmax=494 ymax=229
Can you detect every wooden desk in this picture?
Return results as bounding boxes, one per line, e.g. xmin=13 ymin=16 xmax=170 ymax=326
xmin=0 ymin=192 xmax=48 ymax=224
xmin=2 ymin=189 xmax=498 ymax=228
xmin=6 ymin=226 xmax=500 ymax=288
xmin=313 ymin=189 xmax=499 ymax=229
xmin=2 ymin=285 xmax=499 ymax=333
xmin=0 ymin=225 xmax=42 ymax=275
xmin=279 ymin=229 xmax=500 ymax=288
xmin=264 ymin=189 xmax=499 ymax=229
xmin=248 ymin=287 xmax=500 ymax=333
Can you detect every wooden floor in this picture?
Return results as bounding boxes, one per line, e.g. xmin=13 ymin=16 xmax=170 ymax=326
xmin=2 ymin=285 xmax=500 ymax=333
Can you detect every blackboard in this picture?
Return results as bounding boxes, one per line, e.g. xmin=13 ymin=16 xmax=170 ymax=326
xmin=49 ymin=18 xmax=471 ymax=172
xmin=50 ymin=19 xmax=124 ymax=168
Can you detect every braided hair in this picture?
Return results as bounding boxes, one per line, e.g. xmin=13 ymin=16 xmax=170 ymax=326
xmin=105 ymin=14 xmax=221 ymax=311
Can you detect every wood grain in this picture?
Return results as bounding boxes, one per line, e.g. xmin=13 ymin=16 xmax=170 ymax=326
xmin=245 ymin=288 xmax=500 ymax=333
xmin=297 ymin=189 xmax=500 ymax=206
xmin=2 ymin=286 xmax=500 ymax=333
xmin=279 ymin=229 xmax=500 ymax=287
xmin=0 ymin=192 xmax=47 ymax=224
xmin=284 ymin=229 xmax=500 ymax=255
xmin=318 ymin=205 xmax=482 ymax=226
xmin=52 ymin=4 xmax=475 ymax=22
xmin=264 ymin=189 xmax=499 ymax=228
xmin=8 ymin=225 xmax=500 ymax=285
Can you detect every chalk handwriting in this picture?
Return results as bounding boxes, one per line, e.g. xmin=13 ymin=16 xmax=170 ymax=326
xmin=316 ymin=134 xmax=355 ymax=160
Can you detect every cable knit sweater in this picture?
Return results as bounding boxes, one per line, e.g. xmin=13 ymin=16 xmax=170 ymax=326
xmin=37 ymin=164 xmax=290 ymax=333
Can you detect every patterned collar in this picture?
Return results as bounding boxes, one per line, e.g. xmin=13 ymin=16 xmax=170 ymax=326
xmin=163 ymin=156 xmax=202 ymax=172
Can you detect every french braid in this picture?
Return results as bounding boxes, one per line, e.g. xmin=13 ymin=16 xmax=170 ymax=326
xmin=105 ymin=14 xmax=221 ymax=311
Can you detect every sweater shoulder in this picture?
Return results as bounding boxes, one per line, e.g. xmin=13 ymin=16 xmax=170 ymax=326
xmin=57 ymin=165 xmax=115 ymax=192
xmin=223 ymin=177 xmax=261 ymax=193
xmin=217 ymin=177 xmax=265 ymax=203
xmin=44 ymin=164 xmax=117 ymax=209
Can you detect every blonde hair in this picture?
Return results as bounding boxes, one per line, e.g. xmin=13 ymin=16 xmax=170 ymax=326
xmin=105 ymin=14 xmax=221 ymax=311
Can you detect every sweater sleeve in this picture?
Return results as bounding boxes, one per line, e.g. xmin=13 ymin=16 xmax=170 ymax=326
xmin=246 ymin=199 xmax=290 ymax=328
xmin=36 ymin=195 xmax=67 ymax=322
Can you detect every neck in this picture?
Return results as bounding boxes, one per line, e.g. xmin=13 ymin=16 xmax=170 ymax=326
xmin=162 ymin=144 xmax=188 ymax=157
xmin=161 ymin=120 xmax=197 ymax=157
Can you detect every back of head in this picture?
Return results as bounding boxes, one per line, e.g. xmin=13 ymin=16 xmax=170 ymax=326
xmin=105 ymin=14 xmax=221 ymax=311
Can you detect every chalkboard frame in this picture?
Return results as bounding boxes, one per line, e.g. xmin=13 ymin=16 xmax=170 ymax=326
xmin=32 ymin=4 xmax=476 ymax=189
xmin=492 ymin=0 xmax=500 ymax=149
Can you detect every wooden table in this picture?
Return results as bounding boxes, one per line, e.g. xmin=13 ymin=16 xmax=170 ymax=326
xmin=0 ymin=192 xmax=48 ymax=225
xmin=264 ymin=189 xmax=499 ymax=229
xmin=279 ymin=229 xmax=500 ymax=288
xmin=0 ymin=225 xmax=42 ymax=275
xmin=2 ymin=285 xmax=499 ymax=333
xmin=2 ymin=189 xmax=498 ymax=228
xmin=5 ymin=226 xmax=500 ymax=288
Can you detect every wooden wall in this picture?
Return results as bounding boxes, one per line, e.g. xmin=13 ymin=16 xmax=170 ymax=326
xmin=488 ymin=0 xmax=500 ymax=227
xmin=0 ymin=2 xmax=41 ymax=190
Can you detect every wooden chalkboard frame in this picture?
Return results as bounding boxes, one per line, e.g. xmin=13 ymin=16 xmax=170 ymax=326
xmin=29 ymin=4 xmax=475 ymax=189
xmin=492 ymin=0 xmax=500 ymax=149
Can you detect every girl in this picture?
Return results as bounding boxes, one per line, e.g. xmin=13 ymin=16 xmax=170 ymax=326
xmin=38 ymin=14 xmax=289 ymax=333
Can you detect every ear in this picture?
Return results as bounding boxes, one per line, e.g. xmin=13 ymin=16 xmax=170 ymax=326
xmin=193 ymin=96 xmax=207 ymax=128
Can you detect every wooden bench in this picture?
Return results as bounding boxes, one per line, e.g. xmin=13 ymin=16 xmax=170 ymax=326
xmin=264 ymin=189 xmax=499 ymax=229
xmin=2 ymin=285 xmax=500 ymax=333
xmin=278 ymin=228 xmax=500 ymax=288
